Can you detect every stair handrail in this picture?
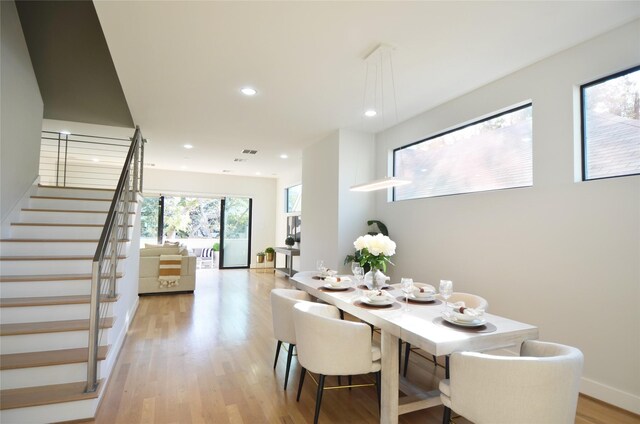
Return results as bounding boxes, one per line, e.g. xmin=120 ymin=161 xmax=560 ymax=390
xmin=86 ymin=126 xmax=144 ymax=393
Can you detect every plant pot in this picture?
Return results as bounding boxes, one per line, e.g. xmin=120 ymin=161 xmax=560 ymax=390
xmin=257 ymin=255 xmax=265 ymax=263
xmin=265 ymin=252 xmax=274 ymax=262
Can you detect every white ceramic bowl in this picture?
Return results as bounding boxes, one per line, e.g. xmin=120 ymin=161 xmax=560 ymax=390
xmin=452 ymin=310 xmax=482 ymax=322
xmin=325 ymin=277 xmax=341 ymax=287
xmin=366 ymin=290 xmax=389 ymax=303
xmin=413 ymin=287 xmax=436 ymax=298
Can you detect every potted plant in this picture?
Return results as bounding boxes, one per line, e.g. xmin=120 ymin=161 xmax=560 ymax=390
xmin=285 ymin=235 xmax=295 ymax=247
xmin=257 ymin=251 xmax=265 ymax=263
xmin=265 ymin=247 xmax=275 ymax=262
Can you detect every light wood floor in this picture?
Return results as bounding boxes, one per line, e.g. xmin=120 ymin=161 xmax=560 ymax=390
xmin=90 ymin=269 xmax=639 ymax=424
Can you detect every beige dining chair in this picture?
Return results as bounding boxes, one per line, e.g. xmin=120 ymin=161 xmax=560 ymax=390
xmin=293 ymin=301 xmax=381 ymax=424
xmin=404 ymin=292 xmax=488 ymax=377
xmin=270 ymin=288 xmax=312 ymax=390
xmin=439 ymin=339 xmax=584 ymax=424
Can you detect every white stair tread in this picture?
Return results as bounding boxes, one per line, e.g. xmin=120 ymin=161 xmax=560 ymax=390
xmin=0 ymin=294 xmax=118 ymax=308
xmin=0 ymin=273 xmax=122 ymax=282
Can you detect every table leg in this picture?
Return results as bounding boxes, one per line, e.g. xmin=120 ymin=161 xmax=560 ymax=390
xmin=380 ymin=330 xmax=399 ymax=424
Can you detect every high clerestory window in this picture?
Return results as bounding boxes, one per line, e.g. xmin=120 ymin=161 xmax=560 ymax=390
xmin=581 ymin=66 xmax=640 ymax=180
xmin=393 ymin=104 xmax=533 ymax=201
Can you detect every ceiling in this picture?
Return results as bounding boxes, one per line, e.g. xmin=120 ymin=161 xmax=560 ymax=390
xmin=93 ymin=1 xmax=640 ymax=178
xmin=16 ymin=0 xmax=133 ymax=128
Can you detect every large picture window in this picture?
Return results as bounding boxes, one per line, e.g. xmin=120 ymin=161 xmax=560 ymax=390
xmin=581 ymin=66 xmax=640 ymax=180
xmin=393 ymin=104 xmax=533 ymax=201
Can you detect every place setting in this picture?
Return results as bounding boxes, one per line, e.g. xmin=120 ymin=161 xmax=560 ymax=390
xmin=354 ymin=289 xmax=401 ymax=310
xmin=392 ymin=280 xmax=442 ymax=305
xmin=432 ymin=280 xmax=496 ymax=333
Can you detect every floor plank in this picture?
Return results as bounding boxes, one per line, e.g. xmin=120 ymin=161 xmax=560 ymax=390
xmin=91 ymin=269 xmax=639 ymax=424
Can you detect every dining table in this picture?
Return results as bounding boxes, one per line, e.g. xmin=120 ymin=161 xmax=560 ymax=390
xmin=291 ymin=271 xmax=539 ymax=424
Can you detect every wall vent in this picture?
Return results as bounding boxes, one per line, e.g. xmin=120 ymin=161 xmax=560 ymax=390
xmin=234 ymin=158 xmax=247 ymax=162
xmin=242 ymin=149 xmax=258 ymax=154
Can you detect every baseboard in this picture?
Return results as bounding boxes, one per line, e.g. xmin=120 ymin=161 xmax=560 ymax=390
xmin=580 ymin=377 xmax=640 ymax=415
xmin=1 ymin=176 xmax=39 ymax=238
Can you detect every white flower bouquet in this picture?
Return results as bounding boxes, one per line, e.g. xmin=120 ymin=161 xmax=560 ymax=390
xmin=353 ymin=234 xmax=396 ymax=272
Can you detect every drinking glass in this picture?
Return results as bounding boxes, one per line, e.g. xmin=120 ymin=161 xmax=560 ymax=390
xmin=352 ymin=266 xmax=364 ymax=292
xmin=316 ymin=259 xmax=326 ymax=275
xmin=400 ymin=278 xmax=414 ymax=311
xmin=351 ymin=261 xmax=360 ymax=275
xmin=439 ymin=279 xmax=453 ymax=312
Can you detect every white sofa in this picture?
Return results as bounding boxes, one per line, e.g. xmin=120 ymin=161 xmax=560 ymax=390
xmin=139 ymin=244 xmax=196 ymax=294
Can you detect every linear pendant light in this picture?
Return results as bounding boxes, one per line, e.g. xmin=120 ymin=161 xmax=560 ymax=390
xmin=350 ymin=44 xmax=411 ymax=192
xmin=350 ymin=176 xmax=410 ymax=192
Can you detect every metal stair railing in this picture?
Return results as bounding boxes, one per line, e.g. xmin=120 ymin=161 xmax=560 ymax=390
xmin=39 ymin=130 xmax=134 ymax=189
xmin=86 ymin=126 xmax=144 ymax=393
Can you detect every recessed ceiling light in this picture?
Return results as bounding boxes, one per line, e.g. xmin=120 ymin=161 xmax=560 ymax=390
xmin=60 ymin=130 xmax=71 ymax=135
xmin=255 ymin=172 xmax=261 ymax=176
xmin=183 ymin=144 xmax=193 ymax=149
xmin=364 ymin=110 xmax=377 ymax=117
xmin=92 ymin=158 xmax=100 ymax=162
xmin=241 ymin=87 xmax=257 ymax=96
xmin=280 ymin=154 xmax=288 ymax=159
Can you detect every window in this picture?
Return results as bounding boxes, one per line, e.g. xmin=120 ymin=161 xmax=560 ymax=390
xmin=286 ymin=184 xmax=302 ymax=213
xmin=581 ymin=66 xmax=640 ymax=180
xmin=393 ymin=104 xmax=533 ymax=201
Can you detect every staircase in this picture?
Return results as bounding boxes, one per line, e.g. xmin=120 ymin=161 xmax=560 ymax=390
xmin=0 ymin=185 xmax=137 ymax=423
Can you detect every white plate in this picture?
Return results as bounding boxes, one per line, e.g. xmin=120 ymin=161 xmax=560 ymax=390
xmin=361 ymin=296 xmax=395 ymax=306
xmin=323 ymin=283 xmax=349 ymax=291
xmin=442 ymin=312 xmax=487 ymax=327
xmin=409 ymin=294 xmax=436 ymax=302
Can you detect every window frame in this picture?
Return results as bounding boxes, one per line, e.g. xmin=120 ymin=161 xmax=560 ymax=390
xmin=392 ymin=102 xmax=533 ymax=201
xmin=580 ymin=65 xmax=640 ymax=182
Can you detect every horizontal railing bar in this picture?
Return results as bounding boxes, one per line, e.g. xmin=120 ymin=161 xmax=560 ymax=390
xmin=41 ymin=137 xmax=131 ymax=148
xmin=42 ymin=130 xmax=131 ymax=142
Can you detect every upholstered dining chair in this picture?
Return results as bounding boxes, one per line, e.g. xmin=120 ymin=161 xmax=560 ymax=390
xmin=404 ymin=292 xmax=488 ymax=377
xmin=270 ymin=288 xmax=312 ymax=390
xmin=440 ymin=339 xmax=584 ymax=424
xmin=293 ymin=302 xmax=382 ymax=424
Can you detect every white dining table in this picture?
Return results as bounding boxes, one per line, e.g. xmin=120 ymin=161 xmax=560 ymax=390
xmin=291 ymin=271 xmax=539 ymax=424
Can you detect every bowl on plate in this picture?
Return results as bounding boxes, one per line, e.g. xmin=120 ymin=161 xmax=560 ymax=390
xmin=451 ymin=309 xmax=483 ymax=322
xmin=365 ymin=290 xmax=390 ymax=304
xmin=413 ymin=286 xmax=436 ymax=299
xmin=324 ymin=276 xmax=342 ymax=287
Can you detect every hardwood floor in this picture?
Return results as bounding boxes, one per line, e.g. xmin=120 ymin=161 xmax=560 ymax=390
xmin=90 ymin=269 xmax=639 ymax=424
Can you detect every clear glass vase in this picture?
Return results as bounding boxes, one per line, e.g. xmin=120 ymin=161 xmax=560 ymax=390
xmin=364 ymin=267 xmax=387 ymax=290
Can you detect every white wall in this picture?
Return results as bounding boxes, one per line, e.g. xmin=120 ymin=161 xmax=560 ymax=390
xmin=143 ymin=168 xmax=276 ymax=268
xmin=301 ymin=129 xmax=375 ymax=273
xmin=300 ymin=131 xmax=340 ymax=271
xmin=0 ymin=0 xmax=43 ymax=224
xmin=374 ymin=20 xmax=640 ymax=412
xmin=337 ymin=129 xmax=375 ymax=273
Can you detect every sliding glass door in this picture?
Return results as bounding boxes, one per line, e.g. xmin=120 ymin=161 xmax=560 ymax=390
xmin=220 ymin=197 xmax=252 ymax=269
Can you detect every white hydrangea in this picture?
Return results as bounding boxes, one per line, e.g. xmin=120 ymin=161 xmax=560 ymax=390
xmin=353 ymin=234 xmax=396 ymax=257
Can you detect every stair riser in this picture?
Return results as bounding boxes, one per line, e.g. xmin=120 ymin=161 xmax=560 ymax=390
xmin=37 ymin=187 xmax=115 ymax=200
xmin=0 ymin=242 xmax=98 ymax=256
xmin=0 ymin=281 xmax=91 ymax=297
xmin=29 ymin=198 xmax=111 ymax=212
xmin=1 ymin=303 xmax=114 ymax=324
xmin=20 ymin=210 xmax=108 ymax=225
xmin=10 ymin=225 xmax=132 ymax=239
xmin=0 ymin=396 xmax=99 ymax=423
xmin=0 ymin=260 xmax=125 ymax=275
xmin=0 ymin=362 xmax=105 ymax=390
xmin=0 ymin=331 xmax=111 ymax=354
